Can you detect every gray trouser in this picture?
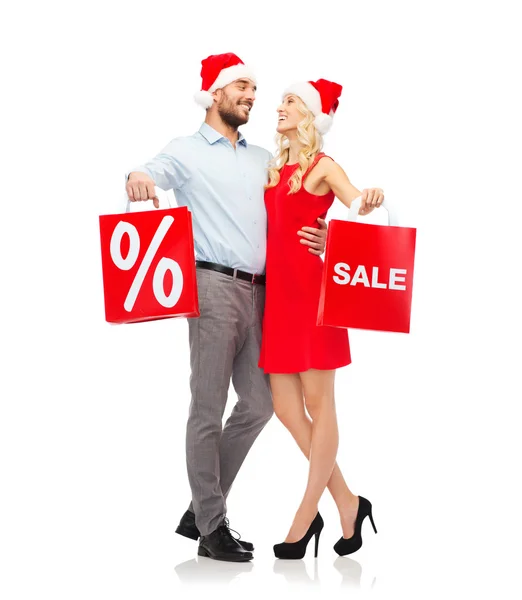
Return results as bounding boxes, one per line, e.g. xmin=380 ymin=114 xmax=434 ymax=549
xmin=185 ymin=266 xmax=274 ymax=536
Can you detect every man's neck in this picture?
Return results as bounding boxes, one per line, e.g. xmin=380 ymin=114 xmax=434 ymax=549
xmin=205 ymin=115 xmax=240 ymax=147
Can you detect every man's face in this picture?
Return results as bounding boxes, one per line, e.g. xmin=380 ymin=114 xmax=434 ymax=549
xmin=215 ymin=78 xmax=256 ymax=128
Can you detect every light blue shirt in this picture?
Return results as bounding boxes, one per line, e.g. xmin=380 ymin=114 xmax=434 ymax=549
xmin=129 ymin=122 xmax=272 ymax=274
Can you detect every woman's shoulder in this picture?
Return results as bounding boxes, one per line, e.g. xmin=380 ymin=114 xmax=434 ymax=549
xmin=313 ymin=153 xmax=337 ymax=174
xmin=316 ymin=152 xmax=336 ymax=164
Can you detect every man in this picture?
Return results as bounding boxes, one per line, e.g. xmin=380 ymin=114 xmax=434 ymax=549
xmin=126 ymin=52 xmax=328 ymax=562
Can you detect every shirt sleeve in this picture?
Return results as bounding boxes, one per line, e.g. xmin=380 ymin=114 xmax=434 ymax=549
xmin=126 ymin=138 xmax=191 ymax=191
xmin=265 ymin=149 xmax=274 ymax=183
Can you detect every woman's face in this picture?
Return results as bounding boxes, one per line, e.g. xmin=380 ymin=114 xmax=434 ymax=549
xmin=276 ymin=94 xmax=303 ymax=135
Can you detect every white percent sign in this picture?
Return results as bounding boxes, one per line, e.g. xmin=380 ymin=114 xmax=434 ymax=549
xmin=110 ymin=215 xmax=183 ymax=312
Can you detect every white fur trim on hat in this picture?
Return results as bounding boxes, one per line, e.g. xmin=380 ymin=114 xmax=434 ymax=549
xmin=314 ymin=112 xmax=334 ymax=135
xmin=193 ymin=90 xmax=214 ymax=109
xmin=208 ymin=64 xmax=256 ymax=93
xmin=282 ymin=82 xmax=322 ymax=116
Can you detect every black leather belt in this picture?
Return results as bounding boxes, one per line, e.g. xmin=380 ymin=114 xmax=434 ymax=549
xmin=196 ymin=261 xmax=265 ymax=285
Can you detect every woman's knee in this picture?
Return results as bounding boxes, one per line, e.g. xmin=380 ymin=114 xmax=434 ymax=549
xmin=273 ymin=395 xmax=307 ymax=426
xmin=299 ymin=369 xmax=336 ymax=419
xmin=272 ymin=396 xmax=293 ymax=421
xmin=304 ymin=394 xmax=335 ymax=419
xmin=269 ymin=374 xmax=304 ymax=421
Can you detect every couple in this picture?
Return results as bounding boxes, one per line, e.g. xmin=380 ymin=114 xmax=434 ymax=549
xmin=126 ymin=52 xmax=381 ymax=562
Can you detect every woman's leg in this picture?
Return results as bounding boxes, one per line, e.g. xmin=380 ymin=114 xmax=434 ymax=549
xmin=283 ymin=368 xmax=338 ymax=541
xmin=270 ymin=371 xmax=359 ymax=541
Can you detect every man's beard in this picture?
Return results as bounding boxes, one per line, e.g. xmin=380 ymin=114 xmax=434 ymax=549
xmin=218 ymin=96 xmax=251 ymax=128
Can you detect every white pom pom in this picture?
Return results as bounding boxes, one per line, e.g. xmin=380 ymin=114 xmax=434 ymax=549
xmin=193 ymin=90 xmax=214 ymax=109
xmin=314 ymin=113 xmax=333 ymax=135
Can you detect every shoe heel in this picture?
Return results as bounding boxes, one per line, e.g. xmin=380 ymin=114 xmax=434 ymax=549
xmin=368 ymin=509 xmax=377 ymax=534
xmin=197 ymin=546 xmax=210 ymax=557
xmin=314 ymin=530 xmax=321 ymax=558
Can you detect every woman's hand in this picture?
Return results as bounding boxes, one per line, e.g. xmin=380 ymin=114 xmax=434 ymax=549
xmin=358 ymin=188 xmax=384 ymax=216
xmin=297 ymin=218 xmax=328 ymax=255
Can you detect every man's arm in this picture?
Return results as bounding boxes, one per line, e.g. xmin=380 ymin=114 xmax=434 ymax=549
xmin=126 ymin=139 xmax=191 ymax=208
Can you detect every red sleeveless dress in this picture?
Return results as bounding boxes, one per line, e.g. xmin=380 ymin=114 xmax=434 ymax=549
xmin=258 ymin=153 xmax=351 ymax=374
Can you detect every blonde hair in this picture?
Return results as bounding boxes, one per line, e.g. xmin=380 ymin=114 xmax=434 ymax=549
xmin=265 ymin=95 xmax=324 ymax=194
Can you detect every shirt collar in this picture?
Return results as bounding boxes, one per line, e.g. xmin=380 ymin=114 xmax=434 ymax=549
xmin=198 ymin=122 xmax=248 ymax=147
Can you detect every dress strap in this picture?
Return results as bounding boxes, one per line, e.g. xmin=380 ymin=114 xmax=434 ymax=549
xmin=302 ymin=152 xmax=334 ymax=181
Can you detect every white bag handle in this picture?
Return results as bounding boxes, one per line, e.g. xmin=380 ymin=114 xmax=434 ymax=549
xmin=124 ymin=184 xmax=173 ymax=213
xmin=347 ymin=195 xmax=399 ymax=226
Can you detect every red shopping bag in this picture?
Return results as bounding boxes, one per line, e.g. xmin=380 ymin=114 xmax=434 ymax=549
xmin=317 ymin=197 xmax=416 ymax=333
xmin=99 ymin=189 xmax=199 ymax=324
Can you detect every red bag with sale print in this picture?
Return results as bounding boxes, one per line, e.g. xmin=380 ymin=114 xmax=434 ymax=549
xmin=99 ymin=188 xmax=199 ymax=324
xmin=317 ymin=197 xmax=416 ymax=333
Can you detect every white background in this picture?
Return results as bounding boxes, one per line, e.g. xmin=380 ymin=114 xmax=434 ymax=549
xmin=1 ymin=1 xmax=521 ymax=598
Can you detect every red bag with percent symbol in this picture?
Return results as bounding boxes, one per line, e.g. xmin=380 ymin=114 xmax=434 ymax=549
xmin=99 ymin=189 xmax=199 ymax=324
xmin=317 ymin=197 xmax=416 ymax=333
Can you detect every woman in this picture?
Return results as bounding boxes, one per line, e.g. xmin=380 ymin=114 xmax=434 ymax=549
xmin=258 ymin=79 xmax=381 ymax=559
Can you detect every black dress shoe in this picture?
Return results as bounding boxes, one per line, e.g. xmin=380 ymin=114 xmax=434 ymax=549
xmin=175 ymin=510 xmax=254 ymax=552
xmin=198 ymin=519 xmax=253 ymax=562
xmin=175 ymin=510 xmax=199 ymax=540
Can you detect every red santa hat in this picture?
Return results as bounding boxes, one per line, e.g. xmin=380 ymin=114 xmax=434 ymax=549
xmin=194 ymin=52 xmax=257 ymax=109
xmin=282 ymin=79 xmax=343 ymax=134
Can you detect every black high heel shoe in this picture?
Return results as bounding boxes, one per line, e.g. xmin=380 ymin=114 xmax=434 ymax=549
xmin=273 ymin=512 xmax=324 ymax=559
xmin=334 ymin=496 xmax=377 ymax=556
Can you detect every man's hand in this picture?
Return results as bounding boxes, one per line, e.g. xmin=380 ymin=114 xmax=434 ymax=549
xmin=297 ymin=217 xmax=328 ymax=256
xmin=126 ymin=172 xmax=160 ymax=209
